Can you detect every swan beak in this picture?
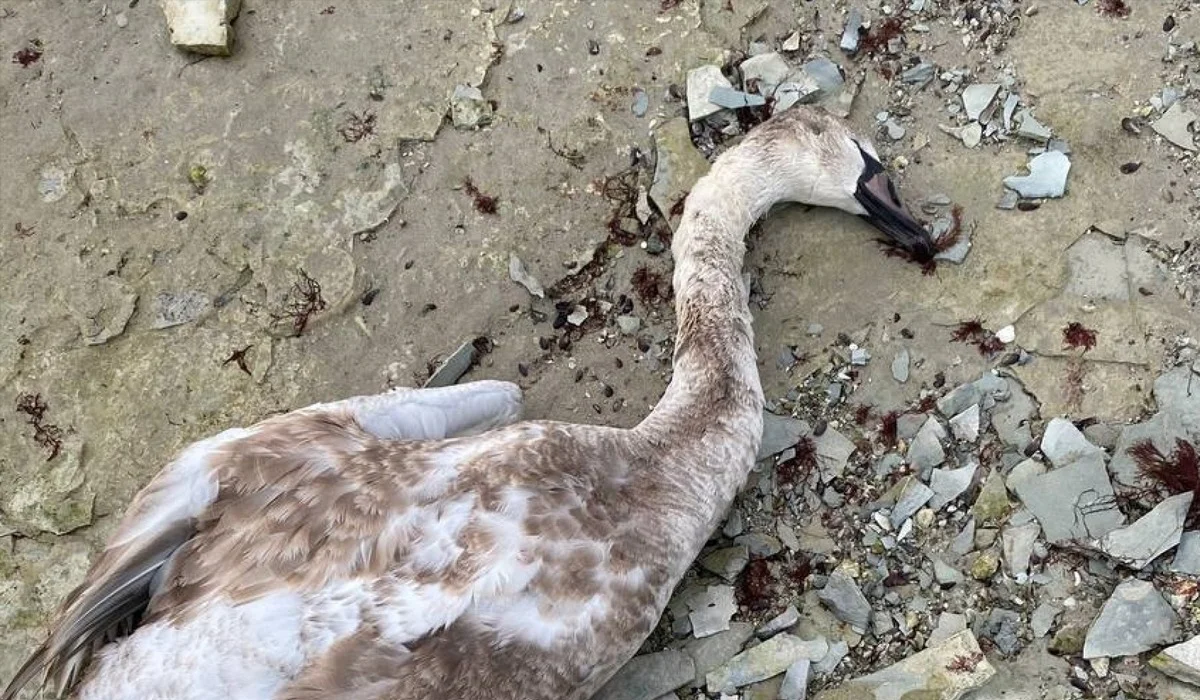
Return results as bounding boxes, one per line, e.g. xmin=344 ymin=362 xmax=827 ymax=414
xmin=854 ymin=163 xmax=936 ymax=262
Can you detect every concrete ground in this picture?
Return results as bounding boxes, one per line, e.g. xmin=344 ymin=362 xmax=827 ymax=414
xmin=2 ymin=0 xmax=1198 ymax=696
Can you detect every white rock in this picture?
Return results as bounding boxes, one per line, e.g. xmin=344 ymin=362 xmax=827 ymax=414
xmin=161 ymin=0 xmax=242 ymax=56
xmin=996 ymin=324 xmax=1016 ymax=343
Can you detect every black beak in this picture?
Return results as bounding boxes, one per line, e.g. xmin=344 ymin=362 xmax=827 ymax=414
xmin=853 ymin=148 xmax=936 ymax=262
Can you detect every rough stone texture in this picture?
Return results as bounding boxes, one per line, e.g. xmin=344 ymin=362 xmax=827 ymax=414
xmin=706 ymin=633 xmax=829 ymax=694
xmin=817 ymin=569 xmax=872 ymax=632
xmin=1013 ymin=453 xmax=1124 ymax=542
xmin=1083 ymin=579 xmax=1179 ymax=659
xmin=161 ymin=0 xmax=242 ymax=56
xmin=593 ymin=649 xmax=696 ymax=700
xmin=1173 ymin=531 xmax=1200 ymax=575
xmin=1152 ymin=635 xmax=1200 ymax=687
xmin=651 ymin=117 xmax=712 ymax=230
xmin=813 ymin=631 xmax=995 ymax=700
xmin=1040 ymin=418 xmax=1105 ymax=468
xmin=1096 ymin=492 xmax=1192 ymax=570
xmin=683 ymin=622 xmax=756 ymax=688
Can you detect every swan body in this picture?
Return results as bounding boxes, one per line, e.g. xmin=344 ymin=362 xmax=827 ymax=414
xmin=3 ymin=107 xmax=933 ymax=700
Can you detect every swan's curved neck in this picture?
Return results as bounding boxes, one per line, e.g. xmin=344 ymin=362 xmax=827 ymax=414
xmin=634 ymin=147 xmax=781 ymax=523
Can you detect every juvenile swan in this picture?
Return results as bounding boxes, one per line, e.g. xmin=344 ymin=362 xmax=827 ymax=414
xmin=4 ymin=107 xmax=934 ymax=700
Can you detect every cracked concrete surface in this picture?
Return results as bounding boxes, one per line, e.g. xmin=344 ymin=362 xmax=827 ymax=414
xmin=1 ymin=0 xmax=1198 ymax=694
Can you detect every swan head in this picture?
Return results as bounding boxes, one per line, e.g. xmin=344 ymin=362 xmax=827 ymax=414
xmin=742 ymin=106 xmax=937 ymax=262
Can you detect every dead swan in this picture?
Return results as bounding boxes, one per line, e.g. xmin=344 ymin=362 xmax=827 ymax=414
xmin=4 ymin=106 xmax=933 ymax=700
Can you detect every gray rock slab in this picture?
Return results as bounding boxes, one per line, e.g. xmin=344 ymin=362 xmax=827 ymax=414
xmin=840 ymin=7 xmax=864 ymax=53
xmin=687 ymin=65 xmax=735 ymax=121
xmin=1152 ymin=635 xmax=1200 ymax=687
xmin=932 ymin=557 xmax=964 ymax=588
xmin=1031 ymin=602 xmax=1062 ymax=638
xmin=962 ymin=83 xmax=1000 ymax=121
xmin=1014 ymin=453 xmax=1125 ymax=542
xmin=1002 ymin=519 xmax=1040 ymax=577
xmin=990 ymin=379 xmax=1038 ymax=449
xmin=684 ymin=622 xmax=756 ymax=687
xmin=817 ymin=569 xmax=872 ymax=631
xmin=508 ymin=253 xmax=544 ymax=298
xmin=778 ymin=658 xmax=811 ymax=700
xmin=1084 ymin=579 xmax=1178 ymax=659
xmin=740 ymin=52 xmax=790 ymax=95
xmin=1006 ymin=458 xmax=1046 ymax=494
xmin=423 ymin=339 xmax=478 ymax=387
xmin=1152 ymin=102 xmax=1199 ymax=151
xmin=701 ymin=545 xmax=750 ymax=582
xmin=815 ymin=428 xmax=856 ymax=481
xmin=900 ymin=62 xmax=935 ymax=84
xmin=813 ymin=639 xmax=849 ymax=676
xmin=759 ymin=412 xmax=811 ymax=460
xmin=1154 ymin=365 xmax=1200 ymax=435
xmin=892 ymin=348 xmax=911 ymax=383
xmin=930 ymin=461 xmax=978 ymax=509
xmin=1173 ymin=531 xmax=1200 ymax=575
xmin=813 ymin=631 xmax=994 ymax=700
xmin=708 ymin=86 xmax=767 ymax=109
xmin=1003 ymin=150 xmax=1071 ymax=198
xmin=706 ymin=633 xmax=829 ymax=694
xmin=907 ymin=417 xmax=946 ymax=473
xmin=928 ymin=612 xmax=968 ymax=647
xmin=799 ymin=57 xmax=845 ymax=97
xmin=1041 ymin=417 xmax=1106 ymax=467
xmin=891 ymin=477 xmax=935 ymax=528
xmin=1015 ymin=109 xmax=1052 ymax=141
xmin=949 ymin=404 xmax=981 ymax=442
xmin=950 ymin=517 xmax=977 ymax=556
xmin=593 ymin=649 xmax=696 ymax=700
xmin=687 ymin=584 xmax=739 ymax=638
xmin=1097 ymin=492 xmax=1192 ymax=569
xmin=758 ymin=605 xmax=800 ymax=638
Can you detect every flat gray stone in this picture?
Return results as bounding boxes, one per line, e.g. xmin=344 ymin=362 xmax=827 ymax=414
xmin=962 ymin=83 xmax=1000 ymax=121
xmin=932 ymin=557 xmax=964 ymax=587
xmin=891 ymin=477 xmax=935 ymax=528
xmin=1096 ymin=492 xmax=1192 ymax=569
xmin=1031 ymin=602 xmax=1062 ymax=638
xmin=1006 ymin=458 xmax=1046 ymax=494
xmin=813 ymin=639 xmax=849 ymax=676
xmin=508 ymin=253 xmax=545 ymax=298
xmin=1003 ymin=151 xmax=1071 ymax=199
xmin=740 ymin=52 xmax=790 ymax=95
xmin=683 ymin=622 xmax=756 ymax=687
xmin=593 ymin=649 xmax=696 ymax=700
xmin=1002 ymin=519 xmax=1040 ymax=577
xmin=840 ymin=7 xmax=864 ymax=53
xmin=1083 ymin=579 xmax=1178 ymax=659
xmin=813 ymin=631 xmax=994 ymax=700
xmin=892 ymin=348 xmax=910 ymax=383
xmin=907 ymin=418 xmax=946 ymax=473
xmin=708 ymin=86 xmax=766 ymax=109
xmin=1152 ymin=102 xmax=1199 ymax=151
xmin=701 ymin=545 xmax=750 ymax=582
xmin=1154 ymin=365 xmax=1200 ymax=435
xmin=799 ymin=57 xmax=844 ymax=97
xmin=1013 ymin=453 xmax=1124 ymax=542
xmin=759 ymin=412 xmax=811 ymax=460
xmin=687 ymin=65 xmax=735 ymax=121
xmin=930 ymin=461 xmax=978 ymax=510
xmin=950 ymin=517 xmax=976 ymax=556
xmin=949 ymin=404 xmax=981 ymax=442
xmin=928 ymin=612 xmax=968 ymax=647
xmin=1015 ymin=109 xmax=1052 ymax=141
xmin=991 ymin=379 xmax=1037 ymax=449
xmin=778 ymin=658 xmax=811 ymax=700
xmin=960 ymin=122 xmax=983 ymax=148
xmin=706 ymin=633 xmax=829 ymax=694
xmin=1152 ymin=635 xmax=1200 ymax=687
xmin=1041 ymin=417 xmax=1105 ymax=467
xmin=1173 ymin=531 xmax=1200 ymax=575
xmin=736 ymin=533 xmax=783 ymax=559
xmin=687 ymin=584 xmax=738 ymax=638
xmin=758 ymin=605 xmax=800 ymax=638
xmin=900 ymin=62 xmax=935 ymax=84
xmin=423 ymin=339 xmax=478 ymax=387
xmin=815 ymin=428 xmax=855 ymax=481
xmin=817 ymin=569 xmax=872 ymax=632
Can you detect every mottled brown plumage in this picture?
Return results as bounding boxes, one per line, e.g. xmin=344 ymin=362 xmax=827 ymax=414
xmin=3 ymin=106 xmax=930 ymax=700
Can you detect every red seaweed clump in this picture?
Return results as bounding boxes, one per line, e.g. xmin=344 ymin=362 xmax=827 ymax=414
xmin=463 ymin=178 xmax=499 ymax=214
xmin=1129 ymin=438 xmax=1200 ymax=526
xmin=859 ymin=17 xmax=905 ymax=55
xmin=1097 ymin=0 xmax=1130 ymax=18
xmin=1062 ymin=322 xmax=1098 ymax=352
xmin=950 ymin=318 xmax=1005 ymax=356
xmin=776 ymin=435 xmax=817 ymax=486
xmin=737 ymin=559 xmax=775 ymax=612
